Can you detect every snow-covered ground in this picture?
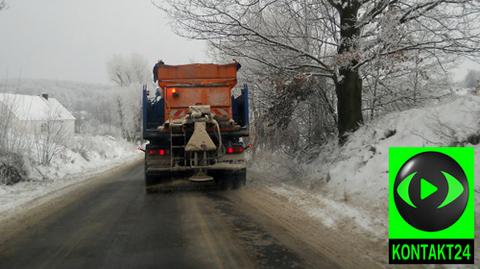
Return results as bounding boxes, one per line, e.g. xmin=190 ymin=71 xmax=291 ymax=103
xmin=251 ymin=93 xmax=480 ymax=243
xmin=0 ymin=79 xmax=145 ymax=221
xmin=0 ymin=135 xmax=142 ymax=220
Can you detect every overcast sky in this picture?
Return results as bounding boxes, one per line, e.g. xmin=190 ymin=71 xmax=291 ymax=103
xmin=0 ymin=0 xmax=478 ymax=84
xmin=0 ymin=0 xmax=207 ymax=84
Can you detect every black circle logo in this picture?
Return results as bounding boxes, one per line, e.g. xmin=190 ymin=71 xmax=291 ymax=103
xmin=394 ymin=151 xmax=468 ymax=231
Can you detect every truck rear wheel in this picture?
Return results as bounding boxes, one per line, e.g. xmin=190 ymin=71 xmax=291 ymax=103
xmin=232 ymin=169 xmax=246 ymax=190
xmin=214 ymin=169 xmax=246 ymax=190
xmin=214 ymin=175 xmax=230 ymax=190
xmin=145 ymin=172 xmax=171 ymax=194
xmin=145 ymin=174 xmax=156 ymax=194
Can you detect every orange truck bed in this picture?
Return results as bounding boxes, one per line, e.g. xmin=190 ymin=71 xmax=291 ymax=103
xmin=156 ymin=63 xmax=239 ymax=121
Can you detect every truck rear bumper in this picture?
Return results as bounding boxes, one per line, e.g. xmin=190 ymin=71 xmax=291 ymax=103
xmin=146 ymin=163 xmax=246 ymax=175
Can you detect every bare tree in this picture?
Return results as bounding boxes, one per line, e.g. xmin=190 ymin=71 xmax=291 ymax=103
xmin=116 ymin=96 xmax=128 ymax=139
xmin=0 ymin=95 xmax=17 ymax=150
xmin=0 ymin=1 xmax=6 ymax=10
xmin=157 ymin=0 xmax=480 ymax=142
xmin=362 ymin=50 xmax=451 ymax=119
xmin=115 ymin=87 xmax=142 ymax=142
xmin=107 ymin=54 xmax=149 ymax=87
xmin=106 ymin=54 xmax=146 ymax=141
xmin=34 ymin=108 xmax=69 ymax=166
xmin=0 ymin=95 xmax=32 ymax=153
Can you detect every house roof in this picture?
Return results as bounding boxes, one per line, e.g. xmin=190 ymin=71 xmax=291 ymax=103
xmin=0 ymin=93 xmax=75 ymax=121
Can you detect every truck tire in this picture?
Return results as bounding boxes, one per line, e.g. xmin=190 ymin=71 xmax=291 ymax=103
xmin=232 ymin=169 xmax=246 ymax=190
xmin=215 ymin=177 xmax=230 ymax=190
xmin=213 ymin=171 xmax=230 ymax=190
xmin=145 ymin=172 xmax=172 ymax=193
xmin=145 ymin=174 xmax=156 ymax=194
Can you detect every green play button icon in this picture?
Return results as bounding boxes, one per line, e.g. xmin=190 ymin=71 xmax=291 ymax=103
xmin=391 ymin=149 xmax=472 ymax=234
xmin=420 ymin=178 xmax=438 ymax=200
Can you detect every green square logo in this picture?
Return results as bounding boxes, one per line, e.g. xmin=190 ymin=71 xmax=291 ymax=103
xmin=388 ymin=147 xmax=474 ymax=264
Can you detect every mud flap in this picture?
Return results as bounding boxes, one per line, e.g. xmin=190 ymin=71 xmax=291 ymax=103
xmin=213 ymin=169 xmax=246 ymax=190
xmin=232 ymin=169 xmax=246 ymax=189
xmin=145 ymin=172 xmax=171 ymax=193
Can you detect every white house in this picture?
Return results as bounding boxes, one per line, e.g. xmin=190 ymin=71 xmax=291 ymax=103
xmin=0 ymin=93 xmax=75 ymax=137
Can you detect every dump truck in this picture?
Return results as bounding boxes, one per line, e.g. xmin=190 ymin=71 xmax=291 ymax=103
xmin=142 ymin=62 xmax=249 ymax=192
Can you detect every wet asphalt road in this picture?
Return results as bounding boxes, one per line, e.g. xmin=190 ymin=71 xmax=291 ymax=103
xmin=0 ymin=164 xmax=342 ymax=269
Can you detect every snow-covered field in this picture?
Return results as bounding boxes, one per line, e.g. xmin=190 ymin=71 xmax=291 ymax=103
xmin=0 ymin=135 xmax=142 ymax=220
xmin=251 ymin=93 xmax=480 ymax=242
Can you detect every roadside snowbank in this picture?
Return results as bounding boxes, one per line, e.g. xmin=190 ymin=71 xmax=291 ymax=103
xmin=0 ymin=135 xmax=142 ymax=218
xmin=251 ymin=94 xmax=480 ymax=239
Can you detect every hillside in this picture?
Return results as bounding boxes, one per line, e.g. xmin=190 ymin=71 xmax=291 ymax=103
xmin=252 ymin=93 xmax=480 ymax=262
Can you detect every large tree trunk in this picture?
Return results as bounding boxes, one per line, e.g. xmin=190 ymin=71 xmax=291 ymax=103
xmin=336 ymin=68 xmax=363 ymax=143
xmin=336 ymin=3 xmax=364 ymax=143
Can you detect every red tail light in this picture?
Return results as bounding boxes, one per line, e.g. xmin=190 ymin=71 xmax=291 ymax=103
xmin=226 ymin=146 xmax=244 ymax=154
xmin=148 ymin=149 xmax=167 ymax=156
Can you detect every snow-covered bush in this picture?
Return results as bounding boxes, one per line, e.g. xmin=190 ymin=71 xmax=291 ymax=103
xmin=250 ymin=148 xmax=305 ymax=182
xmin=463 ymin=70 xmax=480 ymax=88
xmin=0 ymin=149 xmax=28 ymax=185
xmin=70 ymin=135 xmax=135 ymax=161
